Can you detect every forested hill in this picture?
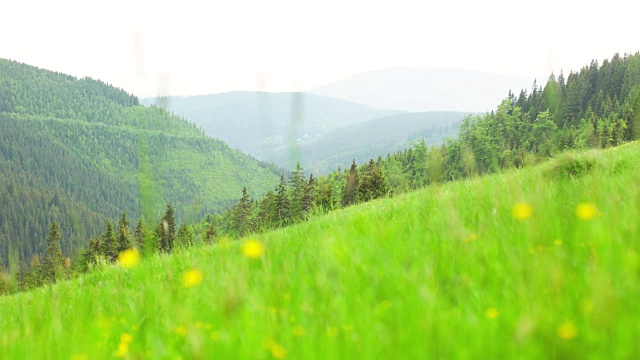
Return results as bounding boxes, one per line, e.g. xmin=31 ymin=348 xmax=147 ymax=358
xmin=0 ymin=59 xmax=281 ymax=267
xmin=141 ymin=92 xmax=400 ymax=168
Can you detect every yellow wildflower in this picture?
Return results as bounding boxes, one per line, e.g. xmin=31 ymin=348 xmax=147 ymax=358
xmin=554 ymin=239 xmax=563 ymax=246
xmin=485 ymin=308 xmax=499 ymax=319
xmin=120 ymin=333 xmax=133 ymax=344
xmin=117 ymin=248 xmax=141 ymax=268
xmin=175 ymin=325 xmax=188 ymax=336
xmin=576 ymin=203 xmax=598 ymax=220
xmin=182 ymin=269 xmax=204 ymax=288
xmin=115 ymin=342 xmax=129 ymax=358
xmin=270 ymin=342 xmax=287 ymax=359
xmin=242 ymin=240 xmax=264 ymax=259
xmin=557 ymin=321 xmax=577 ymax=340
xmin=512 ymin=202 xmax=533 ymax=220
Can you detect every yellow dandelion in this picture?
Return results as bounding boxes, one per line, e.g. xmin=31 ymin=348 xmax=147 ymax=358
xmin=120 ymin=333 xmax=133 ymax=344
xmin=557 ymin=322 xmax=577 ymax=340
xmin=554 ymin=239 xmax=563 ymax=246
xmin=182 ymin=269 xmax=204 ymax=288
xmin=512 ymin=202 xmax=533 ymax=220
xmin=485 ymin=308 xmax=499 ymax=319
xmin=242 ymin=239 xmax=264 ymax=259
xmin=293 ymin=325 xmax=305 ymax=337
xmin=270 ymin=342 xmax=287 ymax=359
xmin=115 ymin=342 xmax=129 ymax=358
xmin=117 ymin=248 xmax=141 ymax=268
xmin=576 ymin=203 xmax=598 ymax=220
xmin=175 ymin=325 xmax=188 ymax=336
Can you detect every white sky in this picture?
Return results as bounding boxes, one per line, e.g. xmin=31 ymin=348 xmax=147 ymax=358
xmin=1 ymin=0 xmax=638 ymax=97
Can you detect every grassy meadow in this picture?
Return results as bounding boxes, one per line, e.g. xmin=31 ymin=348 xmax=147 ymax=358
xmin=2 ymin=142 xmax=640 ymax=359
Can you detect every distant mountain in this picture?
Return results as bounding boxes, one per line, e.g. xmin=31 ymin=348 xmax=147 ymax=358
xmin=307 ymin=68 xmax=537 ymax=112
xmin=0 ymin=59 xmax=281 ymax=265
xmin=270 ymin=111 xmax=468 ymax=174
xmin=141 ymin=92 xmax=400 ymax=168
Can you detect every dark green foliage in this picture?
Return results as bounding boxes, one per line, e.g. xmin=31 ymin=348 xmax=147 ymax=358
xmin=176 ymin=224 xmax=194 ymax=248
xmin=134 ymin=219 xmax=144 ymax=250
xmin=546 ymin=152 xmax=598 ymax=180
xmin=301 ymin=174 xmax=318 ymax=215
xmin=116 ymin=212 xmax=133 ymax=254
xmin=232 ymin=188 xmax=254 ymax=237
xmin=101 ymin=221 xmax=118 ymax=261
xmin=20 ymin=256 xmax=44 ymax=290
xmin=357 ymin=160 xmax=389 ymax=202
xmin=80 ymin=237 xmax=102 ymax=271
xmin=342 ymin=161 xmax=359 ymax=207
xmin=288 ymin=163 xmax=306 ymax=221
xmin=0 ymin=59 xmax=281 ymax=267
xmin=157 ymin=204 xmax=176 ymax=253
xmin=274 ymin=176 xmax=291 ymax=226
xmin=42 ymin=222 xmax=66 ymax=283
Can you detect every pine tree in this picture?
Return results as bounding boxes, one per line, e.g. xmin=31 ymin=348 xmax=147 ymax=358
xmin=288 ymin=163 xmax=306 ymax=221
xmin=301 ymin=173 xmax=317 ymax=216
xmin=80 ymin=236 xmax=102 ymax=271
xmin=101 ymin=220 xmax=118 ymax=261
xmin=134 ymin=219 xmax=144 ymax=250
xmin=205 ymin=222 xmax=217 ymax=244
xmin=116 ymin=212 xmax=133 ymax=254
xmin=342 ymin=160 xmax=359 ymax=207
xmin=22 ymin=256 xmax=44 ymax=290
xmin=232 ymin=187 xmax=254 ymax=236
xmin=165 ymin=203 xmax=176 ymax=252
xmin=176 ymin=223 xmax=193 ymax=247
xmin=274 ymin=176 xmax=290 ymax=226
xmin=42 ymin=222 xmax=66 ymax=283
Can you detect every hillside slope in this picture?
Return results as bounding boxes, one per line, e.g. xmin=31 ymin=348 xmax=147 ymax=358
xmin=307 ymin=67 xmax=537 ymax=112
xmin=0 ymin=59 xmax=281 ymax=266
xmin=2 ymin=142 xmax=639 ymax=358
xmin=271 ymin=111 xmax=466 ymax=174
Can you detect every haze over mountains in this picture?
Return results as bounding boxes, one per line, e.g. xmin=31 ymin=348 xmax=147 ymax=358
xmin=307 ymin=67 xmax=538 ymax=112
xmin=143 ymin=90 xmax=470 ymax=174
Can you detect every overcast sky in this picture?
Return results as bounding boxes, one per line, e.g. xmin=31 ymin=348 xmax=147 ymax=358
xmin=2 ymin=0 xmax=638 ymax=97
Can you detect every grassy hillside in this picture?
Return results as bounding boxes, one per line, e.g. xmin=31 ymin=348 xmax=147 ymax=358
xmin=141 ymin=92 xmax=400 ymax=168
xmin=2 ymin=142 xmax=639 ymax=358
xmin=0 ymin=59 xmax=281 ymax=266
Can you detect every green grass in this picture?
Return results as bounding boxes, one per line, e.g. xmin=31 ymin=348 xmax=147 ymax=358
xmin=3 ymin=142 xmax=640 ymax=359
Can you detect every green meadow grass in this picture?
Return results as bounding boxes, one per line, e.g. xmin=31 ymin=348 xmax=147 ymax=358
xmin=2 ymin=142 xmax=640 ymax=359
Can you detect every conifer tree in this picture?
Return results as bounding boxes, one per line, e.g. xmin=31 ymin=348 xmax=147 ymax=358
xmin=101 ymin=220 xmax=118 ymax=261
xmin=42 ymin=222 xmax=66 ymax=283
xmin=274 ymin=176 xmax=290 ymax=226
xmin=134 ymin=219 xmax=144 ymax=250
xmin=165 ymin=203 xmax=176 ymax=252
xmin=288 ymin=163 xmax=306 ymax=221
xmin=233 ymin=187 xmax=254 ymax=236
xmin=301 ymin=173 xmax=318 ymax=216
xmin=204 ymin=222 xmax=217 ymax=244
xmin=80 ymin=237 xmax=102 ymax=271
xmin=116 ymin=212 xmax=133 ymax=253
xmin=176 ymin=223 xmax=193 ymax=248
xmin=22 ymin=256 xmax=44 ymax=290
xmin=342 ymin=160 xmax=359 ymax=207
